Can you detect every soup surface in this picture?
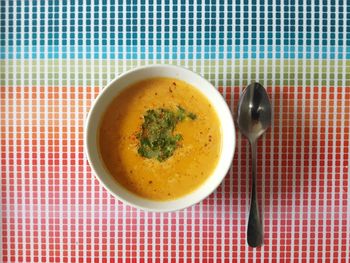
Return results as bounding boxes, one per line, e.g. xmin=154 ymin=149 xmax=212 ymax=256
xmin=99 ymin=77 xmax=222 ymax=200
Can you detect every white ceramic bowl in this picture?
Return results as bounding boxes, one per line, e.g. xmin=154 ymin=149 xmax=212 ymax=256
xmin=85 ymin=65 xmax=235 ymax=212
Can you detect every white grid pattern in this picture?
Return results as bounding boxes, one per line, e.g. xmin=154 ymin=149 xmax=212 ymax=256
xmin=1 ymin=0 xmax=350 ymax=262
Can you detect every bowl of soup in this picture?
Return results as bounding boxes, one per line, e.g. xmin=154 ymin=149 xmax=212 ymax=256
xmin=85 ymin=65 xmax=235 ymax=212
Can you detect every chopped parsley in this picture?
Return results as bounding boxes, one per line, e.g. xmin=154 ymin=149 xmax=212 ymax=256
xmin=137 ymin=106 xmax=197 ymax=161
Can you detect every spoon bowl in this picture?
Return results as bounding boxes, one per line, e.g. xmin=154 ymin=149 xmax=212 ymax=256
xmin=237 ymin=82 xmax=272 ymax=143
xmin=237 ymin=82 xmax=272 ymax=247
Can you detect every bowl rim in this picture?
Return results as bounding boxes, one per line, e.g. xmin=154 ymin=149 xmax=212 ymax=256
xmin=85 ymin=64 xmax=235 ymax=212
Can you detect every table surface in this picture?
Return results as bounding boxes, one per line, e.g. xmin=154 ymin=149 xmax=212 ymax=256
xmin=1 ymin=1 xmax=350 ymax=262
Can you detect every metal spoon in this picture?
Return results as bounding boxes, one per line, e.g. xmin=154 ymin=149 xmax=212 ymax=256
xmin=237 ymin=82 xmax=272 ymax=247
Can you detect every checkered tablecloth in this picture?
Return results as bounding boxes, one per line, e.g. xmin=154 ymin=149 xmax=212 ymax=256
xmin=1 ymin=0 xmax=350 ymax=262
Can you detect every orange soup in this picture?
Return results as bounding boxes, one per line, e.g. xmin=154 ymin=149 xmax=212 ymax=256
xmin=99 ymin=77 xmax=222 ymax=200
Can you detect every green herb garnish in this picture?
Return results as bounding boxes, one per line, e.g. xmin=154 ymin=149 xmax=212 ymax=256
xmin=137 ymin=106 xmax=197 ymax=161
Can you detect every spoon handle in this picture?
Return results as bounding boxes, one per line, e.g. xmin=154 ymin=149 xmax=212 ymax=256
xmin=247 ymin=141 xmax=263 ymax=247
